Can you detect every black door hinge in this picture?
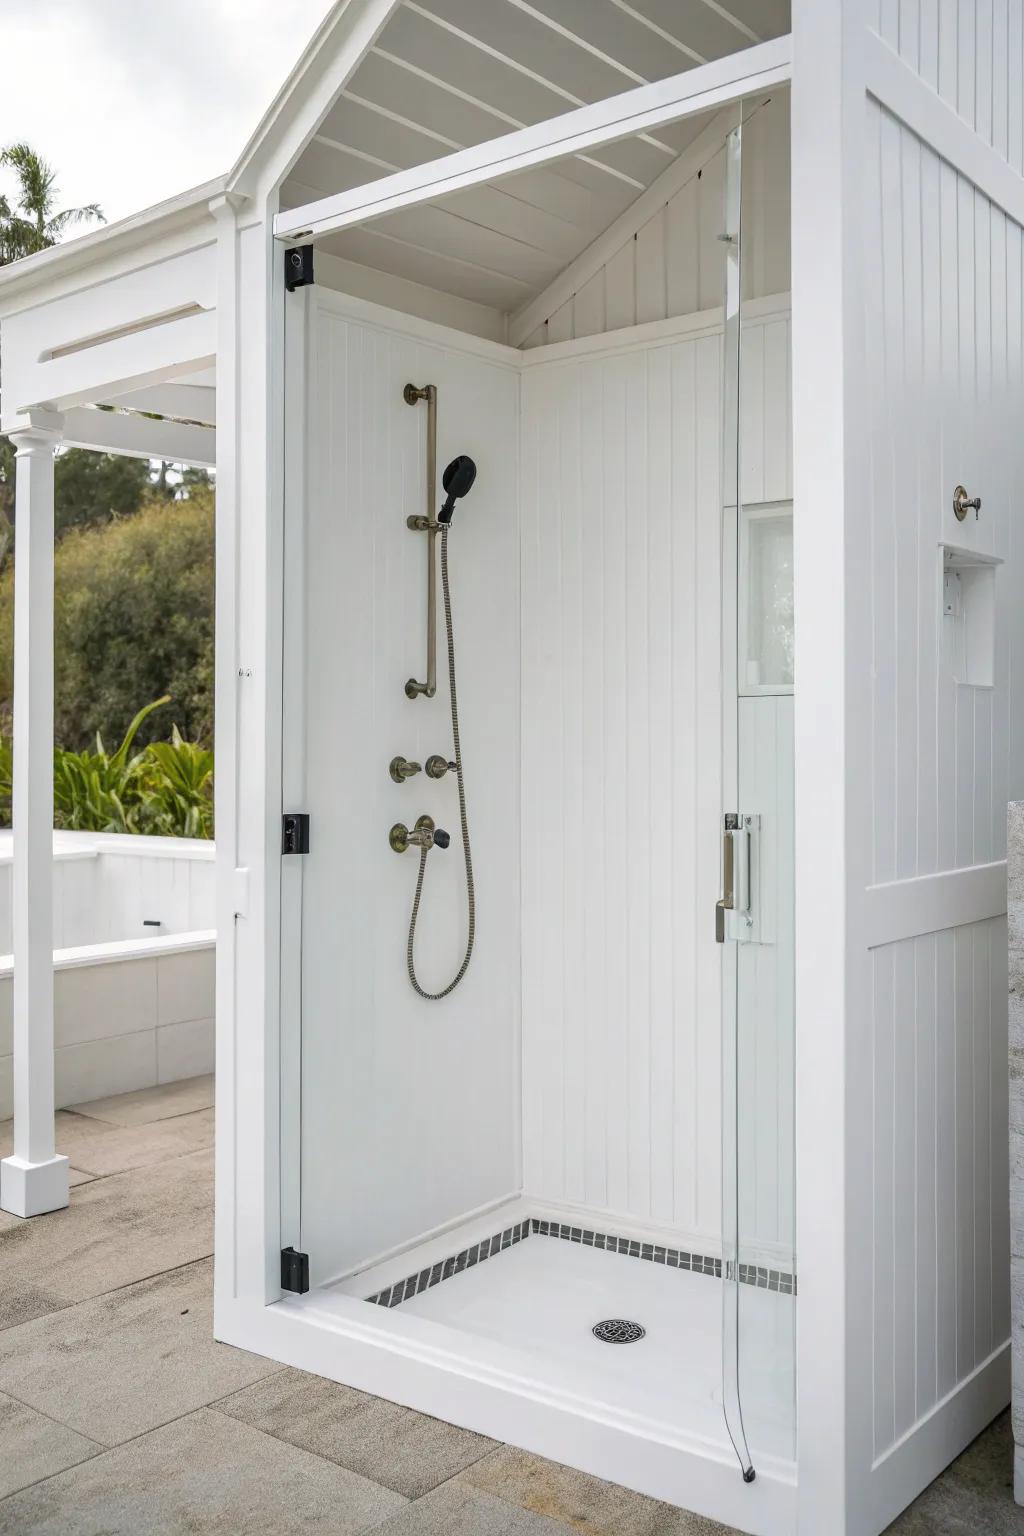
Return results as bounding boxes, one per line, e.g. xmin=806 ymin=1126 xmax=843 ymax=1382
xmin=282 ymin=812 xmax=310 ymax=855
xmin=281 ymin=1246 xmax=310 ymax=1294
xmin=284 ymin=244 xmax=315 ymax=292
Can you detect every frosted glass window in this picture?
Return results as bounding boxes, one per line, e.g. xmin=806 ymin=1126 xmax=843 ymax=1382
xmin=739 ymin=502 xmax=793 ymax=694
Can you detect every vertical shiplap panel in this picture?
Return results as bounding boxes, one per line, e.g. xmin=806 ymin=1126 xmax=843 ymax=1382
xmin=671 ymin=340 xmax=700 ymax=1233
xmin=871 ymin=916 xmax=1008 ymax=1455
xmin=762 ymin=320 xmax=792 ymax=502
xmin=647 ymin=344 xmax=675 ymax=1226
xmin=600 ymin=354 xmax=630 ymax=1215
xmin=971 ymin=920 xmax=993 ymax=1358
xmin=935 ymin=927 xmax=958 ymax=1398
xmin=740 ymin=323 xmax=766 ymax=506
xmin=665 ymin=176 xmax=700 ymax=321
xmin=625 ymin=349 xmax=652 ymax=1219
xmin=635 ymin=214 xmax=667 ymax=327
xmin=914 ymin=932 xmax=938 ymax=1418
xmin=873 ymin=943 xmax=897 ymax=1457
xmin=892 ymin=938 xmax=917 ymax=1439
xmin=895 ymin=122 xmax=920 ymax=881
xmin=559 ymin=367 xmax=585 ymax=1206
xmin=918 ymin=141 xmax=941 ymax=876
xmin=693 ymin=331 xmax=724 ymax=1240
xmin=523 ymin=318 xmax=780 ymax=1244
xmin=872 ymin=101 xmax=899 ymax=885
xmin=604 ymin=241 xmax=636 ymax=333
xmin=580 ymin=359 xmax=609 ymax=1213
xmin=573 ymin=271 xmax=605 ymax=340
xmin=954 ymin=921 xmax=976 ymax=1374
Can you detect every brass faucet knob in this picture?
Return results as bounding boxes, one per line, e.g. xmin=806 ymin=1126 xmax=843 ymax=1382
xmin=390 ymin=756 xmax=422 ymax=783
xmin=425 ymin=755 xmax=457 ymax=779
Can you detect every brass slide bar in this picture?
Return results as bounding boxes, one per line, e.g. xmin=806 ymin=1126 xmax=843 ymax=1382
xmin=403 ymin=381 xmax=438 ymax=699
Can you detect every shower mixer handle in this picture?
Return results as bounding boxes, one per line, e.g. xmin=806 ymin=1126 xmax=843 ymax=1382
xmin=389 ymin=815 xmax=450 ymax=853
xmin=425 ymin=755 xmax=457 ymax=779
xmin=389 ymin=756 xmax=421 ymax=783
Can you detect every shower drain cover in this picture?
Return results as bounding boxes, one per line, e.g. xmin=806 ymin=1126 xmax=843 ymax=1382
xmin=592 ymin=1318 xmax=646 ymax=1344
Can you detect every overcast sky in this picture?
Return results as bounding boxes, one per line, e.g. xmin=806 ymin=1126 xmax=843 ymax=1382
xmin=0 ymin=0 xmax=335 ymax=229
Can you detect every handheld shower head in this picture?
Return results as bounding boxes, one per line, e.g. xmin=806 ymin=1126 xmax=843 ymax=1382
xmin=437 ymin=455 xmax=477 ymax=524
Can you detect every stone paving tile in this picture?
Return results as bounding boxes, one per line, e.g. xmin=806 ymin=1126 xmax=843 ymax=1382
xmin=377 ymin=1480 xmax=568 ymax=1535
xmin=0 ymin=1257 xmax=280 ymax=1446
xmin=0 ymin=1406 xmax=407 ymax=1535
xmin=214 ymin=1366 xmax=496 ymax=1498
xmin=0 ymin=1108 xmax=212 ymax=1179
xmin=0 ymin=1390 xmax=100 ymax=1499
xmin=461 ymin=1446 xmax=736 ymax=1535
xmin=67 ymin=1073 xmax=214 ymax=1126
xmin=0 ymin=1147 xmax=212 ymax=1307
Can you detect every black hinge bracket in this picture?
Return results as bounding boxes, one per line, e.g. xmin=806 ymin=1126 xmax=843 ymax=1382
xmin=280 ymin=1246 xmax=310 ymax=1294
xmin=284 ymin=244 xmax=315 ymax=292
xmin=282 ymin=812 xmax=310 ymax=855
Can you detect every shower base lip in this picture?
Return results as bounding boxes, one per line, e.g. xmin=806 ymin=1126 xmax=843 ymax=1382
xmin=215 ymin=1254 xmax=798 ymax=1536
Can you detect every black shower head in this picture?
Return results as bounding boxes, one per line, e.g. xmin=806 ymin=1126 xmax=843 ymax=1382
xmin=437 ymin=455 xmax=477 ymax=524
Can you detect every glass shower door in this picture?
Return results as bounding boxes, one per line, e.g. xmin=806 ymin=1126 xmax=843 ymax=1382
xmin=719 ymin=116 xmax=797 ymax=1478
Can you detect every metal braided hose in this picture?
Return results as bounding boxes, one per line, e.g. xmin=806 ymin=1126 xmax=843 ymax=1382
xmin=406 ymin=525 xmax=475 ymax=999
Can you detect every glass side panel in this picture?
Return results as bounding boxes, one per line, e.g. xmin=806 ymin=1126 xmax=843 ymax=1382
xmin=720 ymin=113 xmax=797 ymax=1478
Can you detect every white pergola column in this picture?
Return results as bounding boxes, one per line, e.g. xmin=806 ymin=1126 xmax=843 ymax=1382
xmin=0 ymin=409 xmax=69 ymax=1218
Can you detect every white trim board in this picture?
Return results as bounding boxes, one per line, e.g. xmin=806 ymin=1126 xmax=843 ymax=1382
xmin=863 ymin=861 xmax=1007 ymax=950
xmin=273 ymin=36 xmax=793 ymax=244
xmin=864 ymin=29 xmax=1024 ymax=232
xmin=517 ymin=292 xmax=792 ymax=366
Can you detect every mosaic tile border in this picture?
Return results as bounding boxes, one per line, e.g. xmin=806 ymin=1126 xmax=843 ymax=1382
xmin=366 ymin=1216 xmax=797 ymax=1309
xmin=366 ymin=1218 xmax=532 ymax=1307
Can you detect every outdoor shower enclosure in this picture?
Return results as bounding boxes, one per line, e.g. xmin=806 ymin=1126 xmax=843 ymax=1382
xmin=0 ymin=4 xmax=1020 ymax=1534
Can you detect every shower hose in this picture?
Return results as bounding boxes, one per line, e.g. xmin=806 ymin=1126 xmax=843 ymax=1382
xmin=406 ymin=524 xmax=475 ymax=999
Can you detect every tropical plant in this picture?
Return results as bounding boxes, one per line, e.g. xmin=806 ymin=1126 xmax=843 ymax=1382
xmin=0 ymin=143 xmax=104 ymax=263
xmin=139 ymin=728 xmax=214 ymax=839
xmin=0 ymin=699 xmax=213 ymax=838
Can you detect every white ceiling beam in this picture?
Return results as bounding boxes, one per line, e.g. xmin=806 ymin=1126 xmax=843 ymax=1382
xmin=10 ymin=310 xmax=217 ymax=418
xmin=508 ymin=102 xmax=741 ymax=346
xmin=274 ymin=34 xmax=791 ymax=244
xmin=104 ymin=382 xmax=216 ymax=425
xmin=61 ymin=407 xmax=216 ymax=468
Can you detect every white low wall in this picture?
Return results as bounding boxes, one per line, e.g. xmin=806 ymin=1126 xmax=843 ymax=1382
xmin=0 ymin=833 xmax=216 ymax=1118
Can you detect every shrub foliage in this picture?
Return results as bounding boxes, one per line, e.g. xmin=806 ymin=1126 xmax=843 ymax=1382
xmin=0 ymin=697 xmax=213 ymax=838
xmin=0 ymin=490 xmax=214 ymax=751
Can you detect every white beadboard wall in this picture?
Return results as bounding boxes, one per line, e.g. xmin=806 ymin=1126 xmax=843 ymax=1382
xmin=874 ymin=1 xmax=1024 ymax=174
xmin=862 ymin=97 xmax=1021 ymax=1457
xmin=297 ymin=297 xmax=521 ymax=1285
xmin=521 ymin=94 xmax=791 ymax=351
xmin=870 ymin=917 xmax=1010 ymax=1458
xmin=520 ymin=306 xmax=793 ymax=1248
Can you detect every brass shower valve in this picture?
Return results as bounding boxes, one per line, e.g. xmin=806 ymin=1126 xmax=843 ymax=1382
xmin=389 ymin=815 xmax=451 ymax=853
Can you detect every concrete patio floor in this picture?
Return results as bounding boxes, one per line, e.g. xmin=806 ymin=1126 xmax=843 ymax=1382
xmin=0 ymin=1076 xmax=1016 ymax=1535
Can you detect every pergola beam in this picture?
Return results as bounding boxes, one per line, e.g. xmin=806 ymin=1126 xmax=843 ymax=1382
xmin=273 ymin=34 xmax=792 ymax=245
xmin=62 ymin=406 xmax=216 ymax=467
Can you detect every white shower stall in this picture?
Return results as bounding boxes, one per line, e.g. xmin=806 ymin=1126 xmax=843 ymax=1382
xmin=0 ymin=3 xmax=1019 ymax=1533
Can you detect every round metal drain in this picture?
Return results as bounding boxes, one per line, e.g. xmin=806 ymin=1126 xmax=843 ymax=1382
xmin=592 ymin=1318 xmax=646 ymax=1344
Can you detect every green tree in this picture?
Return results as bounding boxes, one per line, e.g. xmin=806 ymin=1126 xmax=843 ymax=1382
xmin=0 ymin=491 xmax=215 ymax=751
xmin=0 ymin=143 xmax=103 ymax=262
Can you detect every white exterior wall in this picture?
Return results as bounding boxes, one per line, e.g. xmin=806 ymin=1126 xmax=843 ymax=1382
xmin=862 ymin=95 xmax=1017 ymax=1464
xmin=875 ymin=0 xmax=1024 ymax=172
xmin=793 ymin=4 xmax=1019 ymax=1531
xmin=520 ymin=304 xmax=792 ymax=1255
xmin=290 ymin=294 xmax=521 ymax=1286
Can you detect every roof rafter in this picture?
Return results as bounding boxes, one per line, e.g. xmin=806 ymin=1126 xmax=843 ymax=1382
xmin=274 ymin=34 xmax=791 ymax=245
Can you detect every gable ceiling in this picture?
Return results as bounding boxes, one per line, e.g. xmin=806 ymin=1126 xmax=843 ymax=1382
xmin=281 ymin=0 xmax=791 ymax=318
